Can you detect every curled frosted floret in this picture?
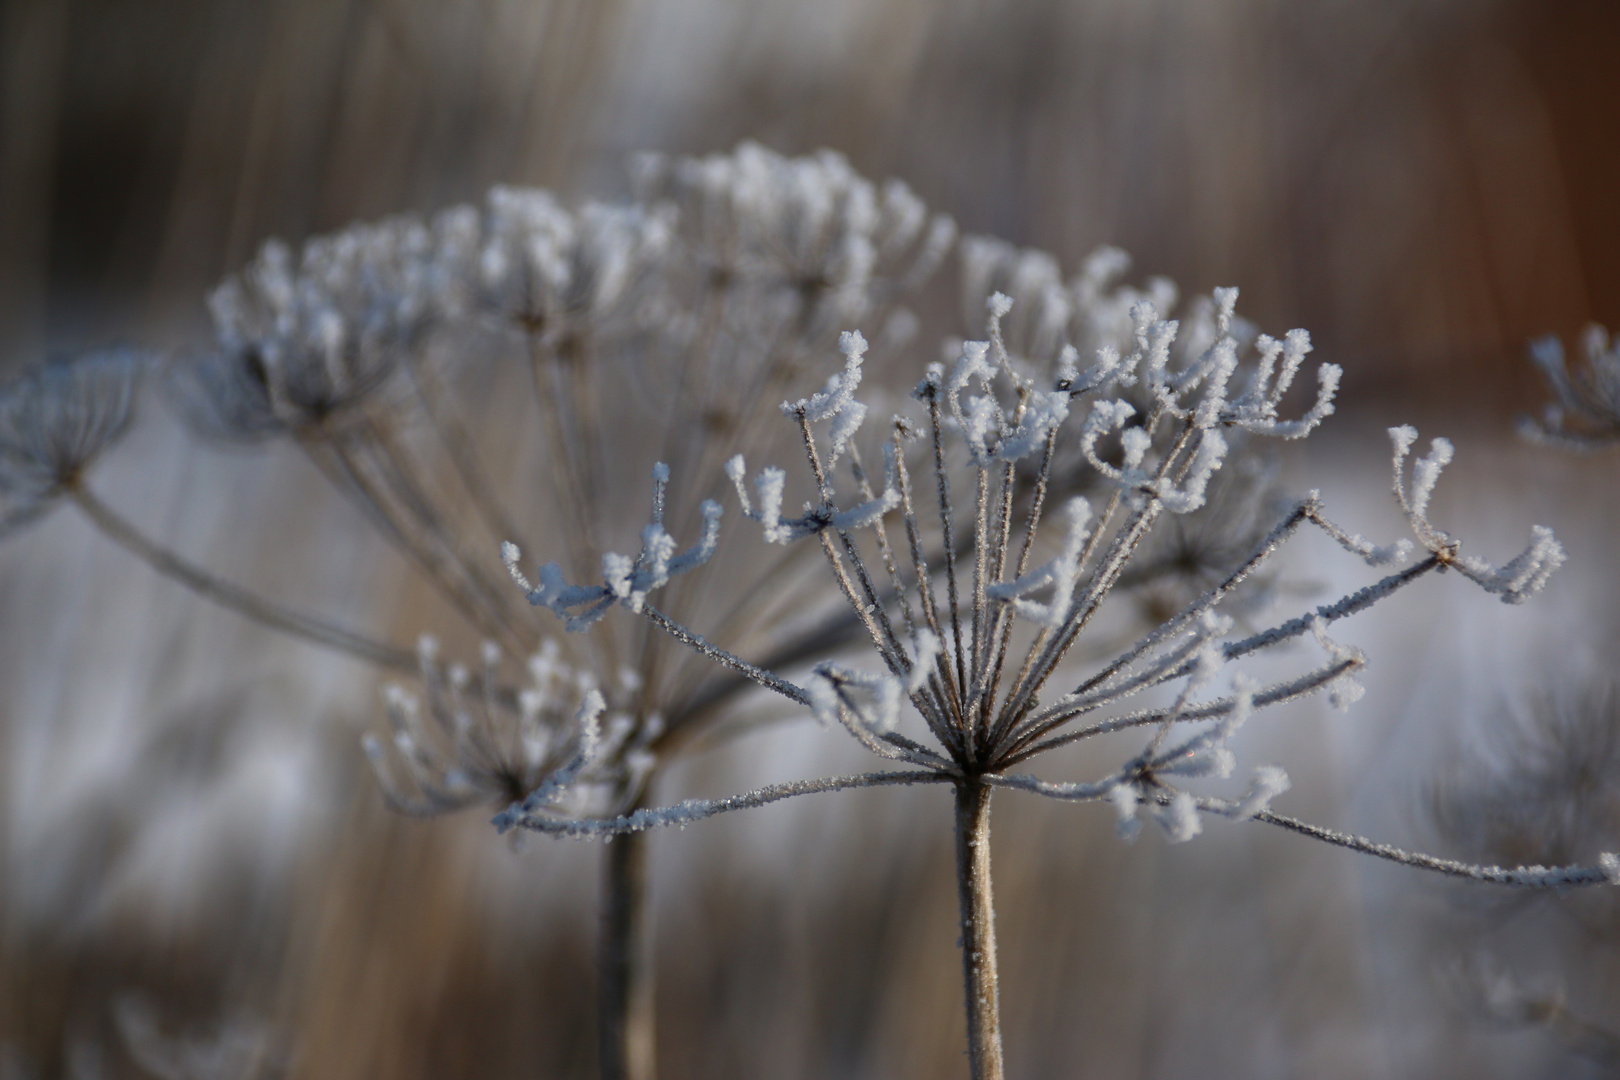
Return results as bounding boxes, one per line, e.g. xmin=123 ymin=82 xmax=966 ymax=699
xmin=1306 ymin=489 xmax=1413 ymax=566
xmin=807 ymin=629 xmax=944 ymax=766
xmin=1388 ymin=426 xmax=1566 ymax=603
xmin=1310 ymin=617 xmax=1367 ymax=709
xmin=1222 ymin=330 xmax=1340 ymax=438
xmin=1232 ymin=765 xmax=1292 ymax=820
xmin=0 ymin=350 xmax=142 ymax=515
xmin=503 ymin=464 xmax=722 ymax=630
xmin=784 ymin=329 xmax=870 ymax=467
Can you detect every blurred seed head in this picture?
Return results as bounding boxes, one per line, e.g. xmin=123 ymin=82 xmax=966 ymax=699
xmin=1522 ymin=326 xmax=1620 ymax=452
xmin=0 ymin=349 xmax=143 ymax=522
xmin=1432 ymin=686 xmax=1620 ymax=870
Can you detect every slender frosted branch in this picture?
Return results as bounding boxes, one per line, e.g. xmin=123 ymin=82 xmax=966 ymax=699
xmin=405 ymin=353 xmax=532 ymax=555
xmin=1241 ymin=806 xmax=1617 ymax=888
xmin=1005 ymin=653 xmax=1362 ymax=764
xmin=70 ymin=484 xmax=415 ymax=671
xmin=1220 ymin=555 xmax=1441 ymax=662
xmin=641 ymin=604 xmax=812 ymax=706
xmin=496 ymin=769 xmax=949 ymax=836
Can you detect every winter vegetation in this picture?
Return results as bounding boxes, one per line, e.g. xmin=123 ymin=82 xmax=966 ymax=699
xmin=3 ymin=135 xmax=1616 ymax=1079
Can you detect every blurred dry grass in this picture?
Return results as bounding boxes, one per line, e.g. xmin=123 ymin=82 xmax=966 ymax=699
xmin=4 ymin=0 xmax=1620 ymax=1076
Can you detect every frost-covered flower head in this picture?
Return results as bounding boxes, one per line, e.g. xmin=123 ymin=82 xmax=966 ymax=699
xmin=321 ymin=146 xmax=962 ymax=831
xmin=1521 ymin=325 xmax=1620 ymax=451
xmin=959 ymin=236 xmax=1180 ymax=374
xmin=366 ymin=636 xmax=657 ymax=820
xmin=177 ymin=211 xmax=473 ymax=438
xmin=476 ymin=188 xmax=676 ymax=339
xmin=0 ymin=350 xmax=142 ymax=522
xmin=499 ymin=275 xmax=1585 ymax=886
xmin=633 ymin=142 xmax=955 ymax=335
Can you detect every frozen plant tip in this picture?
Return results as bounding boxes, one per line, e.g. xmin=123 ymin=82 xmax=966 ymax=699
xmin=1390 ymin=425 xmax=1566 ymax=603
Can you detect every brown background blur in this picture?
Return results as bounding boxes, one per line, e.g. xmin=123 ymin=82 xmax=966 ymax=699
xmin=3 ymin=1 xmax=1619 ymax=1078
xmin=5 ymin=0 xmax=1620 ymax=408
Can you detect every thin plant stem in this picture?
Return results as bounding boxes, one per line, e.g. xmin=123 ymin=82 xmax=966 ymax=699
xmin=68 ymin=484 xmax=415 ymax=671
xmin=599 ymin=825 xmax=657 ymax=1080
xmin=954 ymin=779 xmax=1005 ymax=1080
xmin=330 ymin=435 xmax=528 ymax=656
xmin=405 ymin=352 xmax=531 ymax=554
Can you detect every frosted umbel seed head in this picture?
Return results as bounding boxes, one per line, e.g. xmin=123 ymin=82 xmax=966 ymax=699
xmin=1520 ymin=325 xmax=1620 ymax=450
xmin=0 ymin=350 xmax=143 ymax=517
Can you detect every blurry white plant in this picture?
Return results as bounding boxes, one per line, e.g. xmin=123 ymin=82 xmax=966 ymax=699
xmin=1431 ymin=689 xmax=1620 ymax=1067
xmin=499 ymin=273 xmax=1608 ymax=1078
xmin=1521 ymin=325 xmax=1620 ymax=450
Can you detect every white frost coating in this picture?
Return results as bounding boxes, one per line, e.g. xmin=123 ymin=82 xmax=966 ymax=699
xmin=508 ymin=464 xmax=725 ymax=630
xmin=785 ymin=329 xmax=867 ymax=421
xmin=602 ymin=551 xmax=635 ymax=600
xmin=1078 ymin=399 xmax=1137 ymax=478
xmin=1388 ymin=426 xmax=1566 ymax=603
xmin=1155 ymin=790 xmax=1203 ymax=843
xmin=755 ymin=468 xmax=792 ymax=541
xmin=669 ymin=500 xmax=723 ymax=575
xmin=1155 ymin=428 xmax=1227 ymax=514
xmin=829 ymin=486 xmax=899 ymax=532
xmin=1307 ymin=496 xmax=1413 ymax=566
xmin=1233 ymin=766 xmax=1291 ymax=820
xmin=1600 ymin=853 xmax=1620 ymax=885
xmin=1153 ymin=675 xmax=1255 ymax=780
xmin=1109 ymin=783 xmax=1143 ymax=842
xmin=903 ymin=628 xmax=942 ymax=694
xmin=501 ymin=540 xmax=533 ymax=592
xmin=985 ymin=497 xmax=1092 ymax=626
xmin=948 ymin=340 xmax=996 ymax=395
xmin=736 ymin=466 xmax=789 ymax=542
xmin=1310 ymin=617 xmax=1366 ymax=710
xmin=807 ymin=676 xmax=842 ymax=729
xmin=959 ymin=394 xmax=1000 ymax=466
xmin=826 ymin=399 xmax=869 ymax=466
xmin=810 ymin=665 xmax=911 ymax=750
xmin=1408 ymin=437 xmax=1453 ymax=523
xmin=996 ymin=388 xmax=1070 ymax=462
xmin=1454 ymin=525 xmax=1567 ymax=605
xmin=1217 ymin=327 xmax=1339 ymax=438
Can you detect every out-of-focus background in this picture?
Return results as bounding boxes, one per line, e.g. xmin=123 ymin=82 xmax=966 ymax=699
xmin=3 ymin=0 xmax=1618 ymax=1077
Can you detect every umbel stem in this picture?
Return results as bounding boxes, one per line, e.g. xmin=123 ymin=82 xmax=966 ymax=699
xmin=954 ymin=780 xmax=1005 ymax=1080
xmin=599 ymin=826 xmax=656 ymax=1080
xmin=68 ymin=483 xmax=415 ymax=671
